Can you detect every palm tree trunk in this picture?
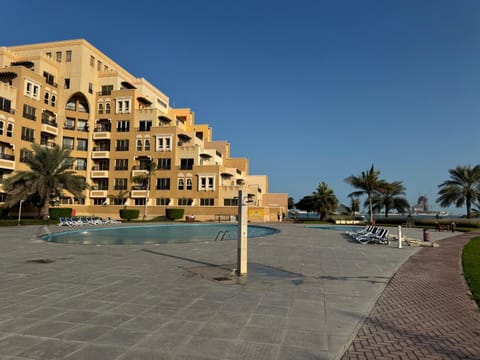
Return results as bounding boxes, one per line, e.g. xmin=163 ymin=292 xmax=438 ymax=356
xmin=368 ymin=194 xmax=374 ymax=224
xmin=40 ymin=194 xmax=50 ymax=220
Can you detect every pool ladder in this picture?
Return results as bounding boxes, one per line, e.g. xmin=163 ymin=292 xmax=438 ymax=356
xmin=214 ymin=230 xmax=230 ymax=241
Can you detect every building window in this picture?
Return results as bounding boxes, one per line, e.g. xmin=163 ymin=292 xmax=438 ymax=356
xmin=21 ymin=127 xmax=35 ymax=142
xmin=135 ymin=198 xmax=146 ymax=206
xmin=105 ymin=102 xmax=111 ymax=114
xmin=156 ymin=198 xmax=170 ymax=206
xmin=44 ymin=92 xmax=50 ymax=105
xmin=101 ymin=85 xmax=113 ymax=96
xmin=90 ymin=55 xmax=95 ymax=67
xmin=64 ymin=118 xmax=75 ymax=130
xmin=156 ymin=178 xmax=170 ymax=190
xmin=51 ymin=95 xmax=56 ymax=107
xmin=93 ymin=198 xmax=106 ymax=206
xmin=77 ymin=119 xmax=88 ymax=131
xmin=116 ymin=99 xmax=131 ymax=114
xmin=46 ymin=52 xmax=51 ymax=58
xmin=6 ymin=123 xmax=13 ymax=137
xmin=116 ymin=139 xmax=129 ymax=151
xmin=94 ymin=179 xmax=109 ymax=190
xmin=178 ymin=178 xmax=184 ymax=190
xmin=75 ymin=158 xmax=87 ymax=171
xmin=157 ymin=158 xmax=171 ymax=170
xmin=139 ymin=120 xmax=152 ymax=131
xmin=224 ymin=198 xmax=239 ymax=206
xmin=0 ymin=97 xmax=11 ymax=113
xmin=180 ymin=158 xmax=194 ymax=170
xmin=97 ymin=60 xmax=102 ymax=71
xmin=98 ymin=103 xmax=103 ymax=114
xmin=200 ymin=198 xmax=214 ymax=206
xmin=115 ymin=159 xmax=128 ymax=170
xmin=114 ymin=178 xmax=128 ymax=190
xmin=178 ymin=198 xmax=193 ymax=206
xmin=23 ymin=104 xmax=36 ymax=121
xmin=144 ymin=139 xmax=150 ymax=151
xmin=56 ymin=51 xmax=62 ymax=62
xmin=64 ymin=78 xmax=70 ymax=89
xmin=113 ymin=198 xmax=126 ymax=205
xmin=20 ymin=149 xmax=31 ymax=163
xmin=199 ymin=176 xmax=215 ymax=191
xmin=136 ymin=139 xmax=142 ymax=151
xmin=116 ymin=120 xmax=130 ymax=132
xmin=156 ymin=136 xmax=172 ymax=152
xmin=66 ymin=50 xmax=72 ymax=62
xmin=62 ymin=137 xmax=74 ymax=150
xmin=0 ymin=121 xmax=4 ymax=135
xmin=88 ymin=82 xmax=93 ymax=94
xmin=76 ymin=138 xmax=88 ymax=151
xmin=24 ymin=80 xmax=40 ymax=100
xmin=186 ymin=178 xmax=193 ymax=190
xmin=43 ymin=72 xmax=55 ymax=86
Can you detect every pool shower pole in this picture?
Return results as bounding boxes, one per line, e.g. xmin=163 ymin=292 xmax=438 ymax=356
xmin=237 ymin=189 xmax=248 ymax=276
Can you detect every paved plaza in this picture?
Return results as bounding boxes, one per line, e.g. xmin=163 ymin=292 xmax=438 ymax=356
xmin=0 ymin=223 xmax=471 ymax=359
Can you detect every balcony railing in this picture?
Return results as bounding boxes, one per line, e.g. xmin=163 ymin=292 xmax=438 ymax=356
xmin=93 ymin=146 xmax=110 ymax=151
xmin=0 ymin=153 xmax=14 ymax=161
xmin=94 ymin=126 xmax=111 ymax=132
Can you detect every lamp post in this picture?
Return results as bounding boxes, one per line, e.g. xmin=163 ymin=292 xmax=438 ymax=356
xmin=236 ymin=189 xmax=248 ymax=276
xmin=17 ymin=200 xmax=24 ymax=226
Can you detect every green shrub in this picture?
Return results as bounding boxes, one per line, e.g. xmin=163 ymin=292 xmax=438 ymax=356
xmin=119 ymin=209 xmax=140 ymax=221
xmin=165 ymin=208 xmax=184 ymax=221
xmin=49 ymin=208 xmax=72 ymax=220
xmin=462 ymin=237 xmax=480 ymax=306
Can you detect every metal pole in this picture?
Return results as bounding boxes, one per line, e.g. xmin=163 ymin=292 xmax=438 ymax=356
xmin=237 ymin=189 xmax=248 ymax=275
xmin=398 ymin=225 xmax=402 ymax=249
xmin=17 ymin=200 xmax=23 ymax=226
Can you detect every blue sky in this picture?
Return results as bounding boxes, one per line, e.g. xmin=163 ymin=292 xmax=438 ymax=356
xmin=3 ymin=0 xmax=480 ymax=214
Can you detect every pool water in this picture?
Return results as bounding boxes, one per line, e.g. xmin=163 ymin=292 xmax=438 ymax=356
xmin=43 ymin=223 xmax=278 ymax=245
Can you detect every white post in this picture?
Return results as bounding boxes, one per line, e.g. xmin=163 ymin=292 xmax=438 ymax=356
xmin=398 ymin=225 xmax=402 ymax=249
xmin=237 ymin=189 xmax=248 ymax=275
xmin=17 ymin=200 xmax=24 ymax=226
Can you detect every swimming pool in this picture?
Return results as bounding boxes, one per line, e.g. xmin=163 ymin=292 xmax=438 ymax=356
xmin=305 ymin=225 xmax=364 ymax=232
xmin=43 ymin=223 xmax=278 ymax=245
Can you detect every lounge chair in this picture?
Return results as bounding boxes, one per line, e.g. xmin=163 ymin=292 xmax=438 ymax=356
xmin=356 ymin=228 xmax=390 ymax=245
xmin=58 ymin=217 xmax=70 ymax=226
xmin=346 ymin=225 xmax=374 ymax=238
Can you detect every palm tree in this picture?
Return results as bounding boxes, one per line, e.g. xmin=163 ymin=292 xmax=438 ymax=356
xmin=437 ymin=165 xmax=480 ymax=218
xmin=131 ymin=159 xmax=157 ymax=220
xmin=313 ymin=181 xmax=338 ymax=220
xmin=345 ymin=165 xmax=382 ymax=224
xmin=371 ymin=180 xmax=410 ymax=217
xmin=348 ymin=194 xmax=360 ymax=216
xmin=3 ymin=144 xmax=87 ymax=220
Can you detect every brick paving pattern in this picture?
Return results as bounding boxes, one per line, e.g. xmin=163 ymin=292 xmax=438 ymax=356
xmin=342 ymin=232 xmax=480 ymax=360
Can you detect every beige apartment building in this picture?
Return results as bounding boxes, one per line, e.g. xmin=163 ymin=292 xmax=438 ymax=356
xmin=0 ymin=39 xmax=287 ymax=221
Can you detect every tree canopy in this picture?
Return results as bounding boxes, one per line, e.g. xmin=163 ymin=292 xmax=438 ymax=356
xmin=437 ymin=165 xmax=480 ymax=218
xmin=3 ymin=144 xmax=87 ymax=219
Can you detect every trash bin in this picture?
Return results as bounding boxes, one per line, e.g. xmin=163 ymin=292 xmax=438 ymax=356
xmin=423 ymin=228 xmax=430 ymax=241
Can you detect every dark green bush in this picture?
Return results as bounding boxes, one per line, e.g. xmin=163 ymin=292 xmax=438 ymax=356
xmin=462 ymin=237 xmax=480 ymax=306
xmin=49 ymin=208 xmax=72 ymax=220
xmin=119 ymin=209 xmax=140 ymax=221
xmin=165 ymin=208 xmax=184 ymax=221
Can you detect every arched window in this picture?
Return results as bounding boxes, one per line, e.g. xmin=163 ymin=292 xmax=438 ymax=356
xmin=6 ymin=123 xmax=13 ymax=137
xmin=105 ymin=102 xmax=111 ymax=114
xmin=144 ymin=139 xmax=150 ymax=151
xmin=178 ymin=178 xmax=184 ymax=190
xmin=0 ymin=121 xmax=4 ymax=135
xmin=98 ymin=103 xmax=104 ymax=114
xmin=136 ymin=139 xmax=142 ymax=151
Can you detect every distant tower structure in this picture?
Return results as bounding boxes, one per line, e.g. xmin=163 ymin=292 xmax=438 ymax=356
xmin=412 ymin=195 xmax=429 ymax=213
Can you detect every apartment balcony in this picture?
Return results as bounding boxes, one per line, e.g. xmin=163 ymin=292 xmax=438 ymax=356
xmin=0 ymin=153 xmax=15 ymax=170
xmin=91 ymin=170 xmax=109 ymax=178
xmin=93 ymin=127 xmax=111 ymax=140
xmin=91 ymin=150 xmax=110 ymax=159
xmin=131 ymin=189 xmax=148 ymax=198
xmin=90 ymin=190 xmax=108 ymax=198
xmin=132 ymin=168 xmax=148 ymax=177
xmin=41 ymin=123 xmax=58 ymax=136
